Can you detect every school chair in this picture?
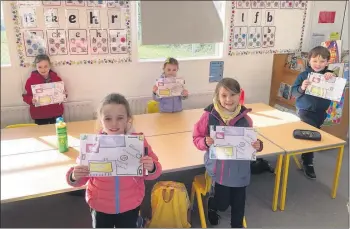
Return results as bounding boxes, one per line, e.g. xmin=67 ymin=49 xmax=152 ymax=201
xmin=5 ymin=123 xmax=38 ymax=129
xmin=146 ymin=100 xmax=159 ymax=113
xmin=190 ymin=172 xmax=247 ymax=228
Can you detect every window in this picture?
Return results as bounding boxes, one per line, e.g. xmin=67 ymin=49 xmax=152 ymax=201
xmin=1 ymin=2 xmax=10 ymax=66
xmin=137 ymin=1 xmax=226 ymax=60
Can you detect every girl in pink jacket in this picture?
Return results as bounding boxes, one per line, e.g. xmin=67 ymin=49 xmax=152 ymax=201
xmin=193 ymin=78 xmax=263 ymax=228
xmin=66 ymin=93 xmax=162 ymax=228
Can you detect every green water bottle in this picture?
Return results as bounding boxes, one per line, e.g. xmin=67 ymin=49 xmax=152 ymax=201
xmin=56 ymin=117 xmax=68 ymax=153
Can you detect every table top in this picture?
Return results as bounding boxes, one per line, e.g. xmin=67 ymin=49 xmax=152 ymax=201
xmin=1 ymin=147 xmax=80 ymax=203
xmin=258 ymin=122 xmax=346 ymax=154
xmin=1 ymin=130 xmax=285 ymax=203
xmin=0 ymin=103 xmax=275 ymax=141
xmin=1 ymin=103 xmax=280 ymax=155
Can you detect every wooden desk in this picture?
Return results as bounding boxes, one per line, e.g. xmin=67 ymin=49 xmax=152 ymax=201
xmin=258 ymin=122 xmax=346 ymax=211
xmin=1 ymin=131 xmax=286 ymax=205
xmin=1 ymin=147 xmax=80 ymax=203
xmin=246 ymin=103 xmax=276 ymax=113
xmin=1 ymin=104 xmax=280 ymax=155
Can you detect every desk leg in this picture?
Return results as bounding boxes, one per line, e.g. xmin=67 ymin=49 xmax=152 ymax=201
xmin=331 ymin=145 xmax=344 ymax=199
xmin=280 ymin=154 xmax=291 ymax=211
xmin=272 ymin=154 xmax=283 ymax=212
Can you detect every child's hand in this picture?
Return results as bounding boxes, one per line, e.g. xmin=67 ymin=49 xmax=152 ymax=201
xmin=324 ymin=72 xmax=336 ymax=80
xmin=205 ymin=137 xmax=214 ymax=147
xmin=301 ymin=79 xmax=311 ymax=91
xmin=72 ymin=165 xmax=89 ymax=181
xmin=32 ymin=98 xmax=37 ymax=105
xmin=153 ymin=86 xmax=158 ymax=93
xmin=140 ymin=156 xmax=155 ymax=171
xmin=251 ymin=140 xmax=261 ymax=151
xmin=182 ymin=89 xmax=189 ymax=97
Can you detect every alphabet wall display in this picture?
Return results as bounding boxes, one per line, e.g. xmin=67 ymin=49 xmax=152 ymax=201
xmin=47 ymin=29 xmax=68 ymax=55
xmin=68 ymin=29 xmax=88 ymax=55
xmin=23 ymin=30 xmax=47 ymax=57
xmin=44 ymin=8 xmax=60 ymax=28
xmin=66 ymin=9 xmax=80 ymax=28
xmin=87 ymin=9 xmax=101 ymax=28
xmin=19 ymin=7 xmax=37 ymax=28
xmin=89 ymin=29 xmax=108 ymax=54
xmin=107 ymin=0 xmax=125 ymax=8
xmin=228 ymin=0 xmax=308 ymax=55
xmin=108 ymin=9 xmax=122 ymax=29
xmin=42 ymin=1 xmax=61 ymax=6
xmin=17 ymin=1 xmax=41 ymax=6
xmin=65 ymin=0 xmax=85 ymax=7
xmin=87 ymin=0 xmax=106 ymax=7
xmin=109 ymin=29 xmax=127 ymax=54
xmin=10 ymin=1 xmax=132 ymax=67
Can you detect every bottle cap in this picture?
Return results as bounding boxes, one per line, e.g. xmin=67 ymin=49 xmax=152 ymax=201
xmin=56 ymin=117 xmax=64 ymax=123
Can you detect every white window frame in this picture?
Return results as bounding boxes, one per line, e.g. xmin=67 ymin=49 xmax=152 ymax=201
xmin=135 ymin=1 xmax=226 ymax=62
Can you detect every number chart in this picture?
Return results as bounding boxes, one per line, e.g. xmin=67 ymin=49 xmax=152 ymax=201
xmin=10 ymin=1 xmax=132 ymax=67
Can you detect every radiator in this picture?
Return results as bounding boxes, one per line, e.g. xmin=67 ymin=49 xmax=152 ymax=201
xmin=127 ymin=91 xmax=214 ymax=115
xmin=1 ymin=101 xmax=93 ymax=128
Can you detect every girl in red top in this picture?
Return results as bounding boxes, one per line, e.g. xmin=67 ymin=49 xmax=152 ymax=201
xmin=22 ymin=55 xmax=67 ymax=125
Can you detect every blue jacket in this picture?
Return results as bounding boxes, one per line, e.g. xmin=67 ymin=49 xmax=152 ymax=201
xmin=291 ymin=67 xmax=334 ymax=113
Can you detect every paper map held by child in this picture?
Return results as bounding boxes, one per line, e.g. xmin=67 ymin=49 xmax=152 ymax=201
xmin=209 ymin=126 xmax=257 ymax=161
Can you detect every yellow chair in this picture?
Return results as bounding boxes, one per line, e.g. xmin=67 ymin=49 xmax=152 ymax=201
xmin=190 ymin=172 xmax=247 ymax=228
xmin=146 ymin=100 xmax=160 ymax=113
xmin=5 ymin=123 xmax=38 ymax=129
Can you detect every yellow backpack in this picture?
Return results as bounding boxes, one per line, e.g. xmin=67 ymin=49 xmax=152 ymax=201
xmin=146 ymin=181 xmax=191 ymax=228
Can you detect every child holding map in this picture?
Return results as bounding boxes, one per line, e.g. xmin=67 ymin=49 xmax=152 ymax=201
xmin=192 ymin=78 xmax=263 ymax=228
xmin=152 ymin=57 xmax=189 ymax=113
xmin=22 ymin=54 xmax=67 ymax=125
xmin=66 ymin=93 xmax=162 ymax=228
xmin=291 ymin=46 xmax=336 ymax=180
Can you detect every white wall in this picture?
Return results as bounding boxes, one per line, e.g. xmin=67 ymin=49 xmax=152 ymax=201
xmin=0 ymin=1 xmax=346 ymax=110
xmin=303 ymin=1 xmax=348 ymax=51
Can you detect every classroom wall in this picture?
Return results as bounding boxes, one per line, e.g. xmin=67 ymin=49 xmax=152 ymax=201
xmin=0 ymin=2 xmax=347 ymax=110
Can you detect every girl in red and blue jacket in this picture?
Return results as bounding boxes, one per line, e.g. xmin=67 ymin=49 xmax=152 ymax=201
xmin=66 ymin=93 xmax=162 ymax=228
xmin=22 ymin=54 xmax=67 ymax=125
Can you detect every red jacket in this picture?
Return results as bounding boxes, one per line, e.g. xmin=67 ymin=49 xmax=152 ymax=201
xmin=22 ymin=70 xmax=65 ymax=120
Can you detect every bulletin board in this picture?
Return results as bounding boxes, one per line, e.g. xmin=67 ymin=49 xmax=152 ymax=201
xmin=228 ymin=1 xmax=308 ymax=56
xmin=10 ymin=1 xmax=131 ymax=67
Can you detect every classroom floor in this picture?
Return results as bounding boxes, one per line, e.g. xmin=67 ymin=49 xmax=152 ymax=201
xmin=191 ymin=142 xmax=350 ymax=228
xmin=1 ymin=143 xmax=349 ymax=228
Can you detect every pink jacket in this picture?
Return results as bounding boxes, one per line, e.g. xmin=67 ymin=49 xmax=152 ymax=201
xmin=66 ymin=134 xmax=162 ymax=214
xmin=193 ymin=104 xmax=263 ymax=187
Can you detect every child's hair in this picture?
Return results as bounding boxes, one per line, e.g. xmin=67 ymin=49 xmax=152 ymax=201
xmin=98 ymin=93 xmax=132 ymax=119
xmin=214 ymin=78 xmax=241 ymax=101
xmin=34 ymin=54 xmax=51 ymax=65
xmin=163 ymin=57 xmax=179 ymax=69
xmin=308 ymin=46 xmax=331 ymax=61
